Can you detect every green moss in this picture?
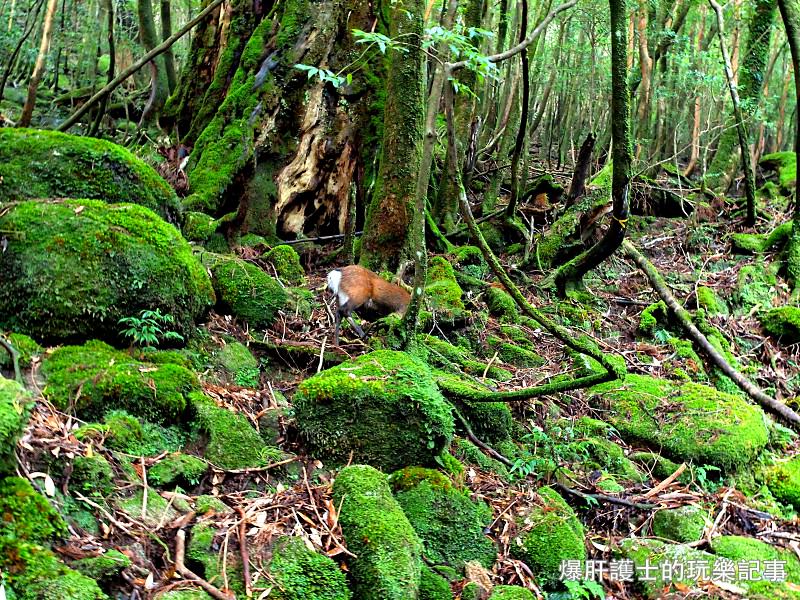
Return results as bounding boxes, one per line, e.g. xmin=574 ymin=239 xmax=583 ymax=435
xmin=629 ymin=451 xmax=689 ymax=483
xmin=190 ymin=392 xmax=282 ymax=470
xmin=391 ymin=467 xmax=496 ymax=569
xmin=148 ymin=453 xmax=208 ymax=488
xmin=265 ymin=245 xmax=305 ymax=285
xmin=761 ymin=151 xmax=797 ymax=190
xmin=43 ymin=340 xmax=199 ymax=424
xmin=731 ymin=232 xmax=767 ymax=253
xmin=484 ymin=287 xmax=520 ymax=323
xmin=75 ymin=411 xmax=145 ymax=453
xmin=487 ymin=587 xmax=535 ymax=600
xmin=195 ymin=495 xmax=232 ymax=514
xmin=71 ymin=454 xmax=114 ymax=496
xmin=0 ymin=200 xmax=214 ymax=343
xmin=294 ymin=351 xmax=454 ymax=471
xmin=267 ymin=536 xmax=351 ymax=600
xmin=117 ymin=489 xmax=178 ymax=528
xmin=696 ymin=286 xmax=728 ymax=316
xmin=486 ymin=337 xmax=544 ymax=368
xmin=0 ymin=477 xmax=67 ymax=542
xmin=590 ymin=374 xmax=769 ymax=472
xmin=761 ymin=306 xmax=800 ymax=343
xmin=426 ymin=257 xmax=465 ymax=316
xmin=332 ymin=465 xmax=422 ymax=600
xmin=619 ymin=538 xmax=716 ymax=598
xmin=451 ymin=438 xmax=510 ymax=478
xmin=182 ymin=211 xmax=218 ymax=242
xmin=711 ymin=535 xmax=800 ymax=597
xmin=0 ymin=128 xmax=181 ymax=222
xmin=0 ymin=377 xmax=32 ymax=475
xmin=201 ymin=253 xmax=287 ymax=329
xmin=638 ymin=301 xmax=668 ymax=335
xmin=478 ymin=222 xmax=505 ymax=254
xmin=652 ymin=506 xmax=707 ymax=542
xmin=733 ymin=262 xmax=777 ymax=314
xmin=210 ymin=341 xmax=260 ymax=386
xmin=72 ymin=549 xmax=131 ymax=582
xmin=157 ymin=593 xmax=213 ymax=600
xmin=0 ymin=333 xmax=42 ymax=369
xmin=451 ymin=245 xmax=488 ymax=280
xmin=510 ymin=486 xmax=586 ymax=589
xmin=458 ymin=399 xmax=513 ymax=445
xmin=766 ymin=455 xmax=800 ymax=510
xmin=419 ymin=565 xmax=453 ymax=600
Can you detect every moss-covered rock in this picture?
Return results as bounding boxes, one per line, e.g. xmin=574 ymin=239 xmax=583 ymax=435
xmin=487 ymin=586 xmax=535 ymax=600
xmin=0 ymin=200 xmax=214 ymax=343
xmin=265 ymin=245 xmax=305 ymax=285
xmin=201 ymin=253 xmax=287 ymax=329
xmin=485 ymin=337 xmax=544 ymax=368
xmin=71 ymin=549 xmax=132 ymax=583
xmin=117 ymin=489 xmax=179 ymax=529
xmin=148 ymin=453 xmax=208 ymax=488
xmin=761 ymin=306 xmax=800 ymax=343
xmin=451 ymin=438 xmax=510 ymax=478
xmin=267 ymin=536 xmax=351 ymax=600
xmin=0 ymin=377 xmax=32 ymax=475
xmin=510 ymin=486 xmax=586 ymax=589
xmin=761 ymin=151 xmax=797 ymax=191
xmin=419 ymin=565 xmax=453 ymax=600
xmin=619 ymin=538 xmax=716 ymax=598
xmin=426 ymin=257 xmax=465 ymax=317
xmin=711 ymin=535 xmax=800 ymax=599
xmin=629 ymin=451 xmax=689 ymax=483
xmin=589 ymin=374 xmax=769 ymax=472
xmin=0 ymin=128 xmax=181 ymax=222
xmin=333 ymin=465 xmax=423 ymax=600
xmin=390 ymin=467 xmax=496 ymax=569
xmin=210 ymin=341 xmax=260 ymax=387
xmin=451 ymin=245 xmax=488 ymax=280
xmin=0 ymin=477 xmax=68 ymax=542
xmin=484 ymin=287 xmax=520 ymax=323
xmin=733 ymin=262 xmax=777 ymax=314
xmin=0 ymin=332 xmax=42 ymax=369
xmin=458 ymin=398 xmax=514 ymax=445
xmin=638 ymin=301 xmax=668 ymax=335
xmin=696 ymin=286 xmax=728 ymax=316
xmin=195 ymin=495 xmax=232 ymax=514
xmin=294 ymin=351 xmax=454 ymax=471
xmin=766 ymin=455 xmax=800 ymax=510
xmin=190 ymin=392 xmax=283 ymax=470
xmin=652 ymin=505 xmax=707 ymax=542
xmin=43 ymin=341 xmax=199 ymax=424
xmin=71 ymin=454 xmax=114 ymax=496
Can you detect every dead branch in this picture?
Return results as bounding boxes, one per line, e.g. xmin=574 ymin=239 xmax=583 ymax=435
xmin=175 ymin=529 xmax=235 ymax=600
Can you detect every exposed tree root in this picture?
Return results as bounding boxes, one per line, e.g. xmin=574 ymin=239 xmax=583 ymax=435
xmin=623 ymin=238 xmax=800 ymax=429
xmin=175 ymin=529 xmax=235 ymax=600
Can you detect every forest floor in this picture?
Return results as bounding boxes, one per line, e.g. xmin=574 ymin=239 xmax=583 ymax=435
xmin=14 ymin=168 xmax=800 ymax=600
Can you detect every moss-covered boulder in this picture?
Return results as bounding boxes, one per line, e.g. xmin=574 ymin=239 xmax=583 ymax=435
xmin=390 ymin=468 xmax=496 ymax=570
xmin=294 ymin=351 xmax=454 ymax=471
xmin=761 ymin=151 xmax=797 ymax=191
xmin=267 ymin=536 xmax=351 ymax=600
xmin=201 ymin=253 xmax=287 ymax=329
xmin=765 ymin=455 xmax=800 ymax=510
xmin=510 ymin=486 xmax=586 ymax=589
xmin=0 ymin=128 xmax=181 ymax=222
xmin=265 ymin=245 xmax=305 ymax=285
xmin=71 ymin=454 xmax=114 ymax=496
xmin=72 ymin=549 xmax=132 ymax=583
xmin=0 ymin=477 xmax=68 ymax=542
xmin=148 ymin=453 xmax=208 ymax=488
xmin=487 ymin=587 xmax=535 ymax=600
xmin=484 ymin=287 xmax=520 ymax=323
xmin=0 ymin=199 xmax=214 ymax=343
xmin=760 ymin=306 xmax=800 ymax=343
xmin=117 ymin=489 xmax=179 ymax=529
xmin=425 ymin=257 xmax=466 ymax=318
xmin=419 ymin=565 xmax=453 ymax=600
xmin=652 ymin=505 xmax=707 ymax=542
xmin=43 ymin=340 xmax=199 ymax=424
xmin=333 ymin=465 xmax=423 ymax=600
xmin=589 ymin=375 xmax=768 ymax=472
xmin=711 ymin=535 xmax=800 ymax=599
xmin=0 ymin=377 xmax=32 ymax=475
xmin=190 ymin=392 xmax=284 ymax=470
xmin=209 ymin=340 xmax=260 ymax=387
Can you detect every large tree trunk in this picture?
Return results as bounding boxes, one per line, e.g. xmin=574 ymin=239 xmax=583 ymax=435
xmin=160 ymin=0 xmax=178 ymax=92
xmin=138 ymin=0 xmax=170 ymax=126
xmin=19 ymin=0 xmax=59 ymax=127
xmin=360 ymin=0 xmax=425 ymax=272
xmin=178 ymin=0 xmax=383 ymax=241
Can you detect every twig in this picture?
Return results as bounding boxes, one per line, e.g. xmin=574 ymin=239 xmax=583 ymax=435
xmin=453 ymin=408 xmax=513 ymax=467
xmin=175 ymin=529 xmax=234 ymax=600
xmin=218 ymin=456 xmax=298 ymax=474
xmin=553 ymin=482 xmax=657 ymax=510
xmin=317 ymin=337 xmax=327 ymax=373
xmin=235 ymin=508 xmax=252 ymax=598
xmin=302 ymin=467 xmax=356 ymax=558
xmin=643 ymin=463 xmax=687 ymax=499
xmin=141 ymin=456 xmax=148 ymax=520
xmin=75 ymin=492 xmax=138 ymax=537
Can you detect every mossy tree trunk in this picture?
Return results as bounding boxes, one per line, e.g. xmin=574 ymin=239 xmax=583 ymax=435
xmin=19 ymin=0 xmax=58 ymax=127
xmin=777 ymin=0 xmax=800 ymax=289
xmin=160 ymin=0 xmax=177 ymax=93
xmin=553 ymin=0 xmax=631 ymax=295
xmin=175 ymin=0 xmax=384 ymax=241
xmin=707 ymin=0 xmax=776 ymax=196
xmin=360 ymin=0 xmax=424 ymax=273
xmin=138 ymin=0 xmax=170 ymax=126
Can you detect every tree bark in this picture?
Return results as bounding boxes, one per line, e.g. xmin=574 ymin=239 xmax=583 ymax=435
xmin=89 ymin=0 xmax=115 ymax=137
xmin=161 ymin=0 xmax=178 ymax=93
xmin=0 ymin=0 xmax=44 ymax=104
xmin=504 ymin=0 xmax=530 ymax=220
xmin=138 ymin=0 xmax=170 ymax=126
xmin=19 ymin=0 xmax=59 ymax=127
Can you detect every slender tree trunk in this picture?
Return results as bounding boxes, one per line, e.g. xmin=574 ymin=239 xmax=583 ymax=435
xmin=89 ymin=0 xmax=115 ymax=137
xmin=684 ymin=15 xmax=705 ymax=176
xmin=138 ymin=0 xmax=170 ymax=126
xmin=565 ymin=132 xmax=597 ymax=206
xmin=0 ymin=0 xmax=44 ymax=103
xmin=553 ymin=0 xmax=631 ymax=295
xmin=775 ymin=67 xmax=793 ymax=151
xmin=709 ymin=0 xmax=759 ymax=226
xmin=19 ymin=0 xmax=59 ymax=127
xmin=51 ymin=0 xmax=66 ymax=90
xmin=505 ymin=0 xmax=529 ymax=219
xmin=160 ymin=0 xmax=177 ymax=93
xmin=635 ymin=0 xmax=653 ymax=141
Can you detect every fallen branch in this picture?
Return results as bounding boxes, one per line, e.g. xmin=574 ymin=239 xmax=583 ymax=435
xmin=623 ymin=238 xmax=800 ymax=429
xmin=175 ymin=529 xmax=234 ymax=600
xmin=553 ymin=482 xmax=657 ymax=511
xmin=235 ymin=508 xmax=252 ymax=598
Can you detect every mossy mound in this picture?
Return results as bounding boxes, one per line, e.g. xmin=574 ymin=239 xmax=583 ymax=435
xmin=638 ymin=301 xmax=668 ymax=335
xmin=426 ymin=257 xmax=466 ymax=318
xmin=148 ymin=453 xmax=208 ymax=488
xmin=201 ymin=253 xmax=287 ymax=329
xmin=0 ymin=377 xmax=32 ymax=475
xmin=766 ymin=455 xmax=800 ymax=510
xmin=419 ymin=565 xmax=453 ymax=600
xmin=711 ymin=535 xmax=800 ymax=598
xmin=72 ymin=549 xmax=131 ymax=583
xmin=696 ymin=286 xmax=728 ymax=316
xmin=760 ymin=306 xmax=800 ymax=343
xmin=451 ymin=438 xmax=510 ymax=478
xmin=732 ymin=262 xmax=777 ymax=314
xmin=210 ymin=341 xmax=260 ymax=387
xmin=487 ymin=587 xmax=535 ymax=600
xmin=190 ymin=392 xmax=284 ymax=470
xmin=761 ymin=151 xmax=797 ymax=191
xmin=0 ymin=477 xmax=68 ymax=542
xmin=510 ymin=486 xmax=586 ymax=589
xmin=0 ymin=332 xmax=42 ymax=369
xmin=117 ymin=489 xmax=179 ymax=529
xmin=589 ymin=374 xmax=768 ymax=472
xmin=0 ymin=200 xmax=214 ymax=344
xmin=71 ymin=454 xmax=114 ymax=496
xmin=451 ymin=245 xmax=488 ymax=280
xmin=294 ymin=351 xmax=454 ymax=471
xmin=42 ymin=340 xmax=199 ymax=424
xmin=333 ymin=465 xmax=423 ymax=600
xmin=265 ymin=245 xmax=305 ymax=285
xmin=652 ymin=505 xmax=707 ymax=542
xmin=0 ymin=128 xmax=181 ymax=222
xmin=75 ymin=410 xmax=187 ymax=456
xmin=267 ymin=536 xmax=351 ymax=600
xmin=390 ymin=468 xmax=496 ymax=569
xmin=619 ymin=538 xmax=716 ymax=598
xmin=484 ymin=287 xmax=520 ymax=323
